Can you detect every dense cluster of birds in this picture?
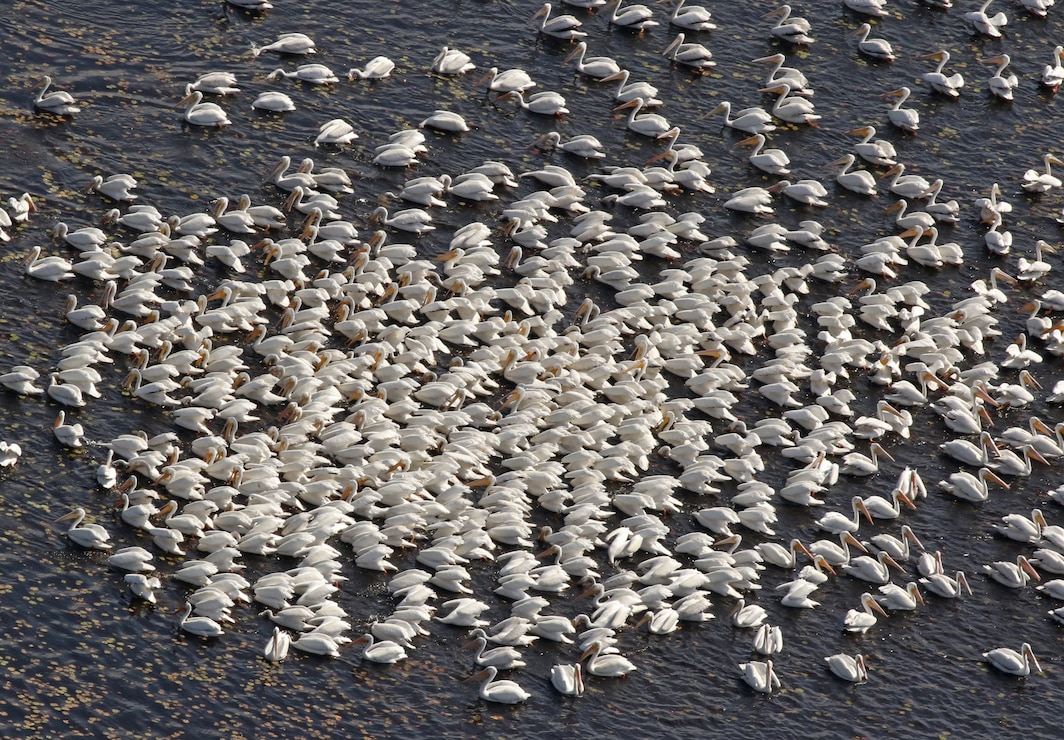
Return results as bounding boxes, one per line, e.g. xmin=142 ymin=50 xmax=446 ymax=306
xmin=6 ymin=0 xmax=1064 ymax=705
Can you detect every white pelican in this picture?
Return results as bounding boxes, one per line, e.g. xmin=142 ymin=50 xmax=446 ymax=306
xmin=178 ymin=602 xmax=224 ymax=637
xmin=984 ymin=643 xmax=1042 ymax=676
xmin=920 ymin=569 xmax=972 ymax=599
xmin=88 ymin=174 xmax=138 ymax=202
xmin=34 ymin=75 xmax=80 ymax=115
xmin=563 ymin=42 xmax=622 ymax=80
xmin=729 ymin=598 xmax=767 ymax=628
xmin=264 ymin=627 xmax=291 ymax=662
xmin=348 ymin=56 xmax=395 ymax=80
xmin=267 ymin=64 xmax=338 ymax=85
xmin=465 ymin=634 xmax=526 ymax=670
xmin=844 ymin=0 xmax=887 ymax=15
xmin=883 ymin=87 xmax=919 ymax=132
xmin=760 ymin=82 xmax=820 ymax=126
xmin=1017 ymin=241 xmax=1054 ymax=283
xmin=663 ymin=0 xmax=716 ymax=31
xmin=875 ymin=582 xmax=924 ymax=611
xmin=354 ymin=634 xmax=408 ymax=664
xmin=179 ymin=90 xmax=231 ymax=126
xmin=842 ymin=551 xmax=903 ymax=584
xmin=53 ymin=410 xmax=85 ymax=447
xmin=920 ymin=51 xmax=964 ymax=98
xmin=938 ymin=467 xmax=1008 ymax=503
xmin=708 ymin=101 xmax=775 ymax=134
xmin=753 ymin=624 xmax=783 ymax=655
xmin=57 ymin=508 xmax=112 ymax=550
xmin=550 ymin=663 xmax=584 ymax=696
xmin=840 ymin=442 xmax=894 ymax=476
xmin=982 ymin=555 xmax=1040 ymax=588
xmin=615 ymin=98 xmax=671 ymax=137
xmin=843 ymin=592 xmax=888 ymax=632
xmin=763 ymin=5 xmax=814 ymax=45
xmin=847 ymin=126 xmax=896 ymax=167
xmin=724 ymin=187 xmax=773 ymax=215
xmin=1021 ymin=153 xmax=1064 ymax=193
xmin=982 ymin=54 xmax=1019 ymax=101
xmin=662 ymin=33 xmax=715 ymax=71
xmin=816 ymin=497 xmax=873 ymax=534
xmin=600 ymin=70 xmax=662 ymax=106
xmin=735 ymin=134 xmax=790 ymax=175
xmin=738 ymin=659 xmax=780 ymax=693
xmin=753 ymin=53 xmax=813 ymax=97
xmin=868 ymin=525 xmax=923 ymax=561
xmin=503 ymin=90 xmax=569 ymax=116
xmin=825 ymin=653 xmax=868 ymax=683
xmin=536 ymin=131 xmax=604 ymax=159
xmin=469 ymin=666 xmax=530 ymax=703
xmin=370 ymin=206 xmax=434 ymax=235
xmin=581 ymin=641 xmax=636 ymax=676
xmin=431 ymin=46 xmax=475 ymax=75
xmin=532 ymin=3 xmax=587 ymax=40
xmin=828 ymin=154 xmax=877 ymax=196
xmin=605 ymin=0 xmax=659 ymax=30
xmin=964 ymin=0 xmax=1008 ymax=38
xmin=188 ymin=71 xmax=238 ymax=95
xmin=251 ymin=32 xmax=316 ymax=56
xmin=125 ymin=574 xmax=161 ymax=604
xmin=477 ymin=67 xmax=536 ymax=95
xmin=1042 ymin=46 xmax=1064 ymax=91
xmin=853 ymin=23 xmax=894 ymax=62
xmin=25 ymin=246 xmax=74 ymax=282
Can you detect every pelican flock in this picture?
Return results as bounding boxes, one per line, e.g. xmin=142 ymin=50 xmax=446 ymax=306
xmin=5 ymin=0 xmax=1064 ymax=723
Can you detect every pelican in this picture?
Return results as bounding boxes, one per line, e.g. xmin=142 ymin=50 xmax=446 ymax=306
xmin=842 ymin=551 xmax=903 ymax=584
xmin=843 ymin=592 xmax=888 ymax=632
xmin=503 ymin=90 xmax=570 ymax=116
xmin=868 ymin=525 xmax=924 ymax=561
xmin=581 ymin=641 xmax=636 ymax=676
xmin=251 ymin=32 xmax=316 ymax=56
xmin=353 ymin=634 xmax=408 ymax=664
xmin=477 ymin=67 xmax=536 ymax=95
xmin=816 ymin=496 xmax=873 ymax=534
xmin=179 ymin=90 xmax=231 ymax=126
xmin=753 ymin=53 xmax=813 ymax=97
xmin=753 ymin=624 xmax=783 ymax=655
xmin=348 ymin=56 xmax=395 ymax=80
xmin=1017 ymin=241 xmax=1054 ymax=283
xmin=468 ymin=666 xmax=530 ymax=703
xmin=1042 ymin=46 xmax=1064 ymax=91
xmin=1021 ymin=154 xmax=1064 ymax=193
xmin=25 ymin=246 xmax=74 ymax=282
xmin=841 ymin=442 xmax=894 ymax=476
xmin=760 ymin=82 xmax=820 ymax=126
xmin=825 ymin=653 xmax=868 ymax=683
xmin=730 ymin=598 xmax=768 ymax=628
xmin=848 ymin=126 xmax=897 ymax=167
xmin=550 ymin=663 xmax=584 ymax=696
xmin=763 ymin=5 xmax=814 ymax=45
xmin=920 ymin=51 xmax=964 ymax=98
xmin=735 ymin=134 xmax=790 ymax=175
xmin=982 ymin=555 xmax=1040 ymax=588
xmin=875 ymin=582 xmax=924 ymax=610
xmin=600 ymin=70 xmax=662 ymax=107
xmin=189 ymin=71 xmax=239 ymax=95
xmin=533 ymin=3 xmax=587 ymax=40
xmin=615 ymin=98 xmax=671 ymax=137
xmin=178 ymin=602 xmax=224 ymax=637
xmin=264 ymin=627 xmax=291 ymax=662
xmin=34 ymin=75 xmax=80 ymax=115
xmin=605 ymin=0 xmax=659 ymax=30
xmin=708 ymin=101 xmax=775 ymax=134
xmin=465 ymin=634 xmax=526 ymax=670
xmin=982 ymin=55 xmax=1018 ymax=101
xmin=844 ymin=0 xmax=888 ymax=16
xmin=828 ymin=154 xmax=877 ymax=196
xmin=266 ymin=64 xmax=338 ymax=85
xmin=57 ymin=508 xmax=112 ymax=550
xmin=370 ymin=206 xmax=434 ymax=235
xmin=984 ymin=643 xmax=1042 ymax=676
xmin=88 ymin=174 xmax=138 ymax=202
xmin=938 ymin=468 xmax=1008 ymax=503
xmin=964 ymin=0 xmax=1008 ymax=38
xmin=663 ymin=0 xmax=716 ymax=31
xmin=919 ymin=569 xmax=972 ymax=599
xmin=853 ymin=24 xmax=894 ymax=62
xmin=724 ymin=187 xmax=773 ymax=215
xmin=738 ymin=659 xmax=780 ymax=693
xmin=536 ymin=131 xmax=604 ymax=159
xmin=662 ymin=33 xmax=715 ymax=71
xmin=882 ymin=87 xmax=919 ymax=132
xmin=563 ymin=42 xmax=622 ymax=80
xmin=431 ymin=46 xmax=475 ymax=75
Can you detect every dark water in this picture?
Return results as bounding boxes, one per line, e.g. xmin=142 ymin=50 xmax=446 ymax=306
xmin=2 ymin=0 xmax=1064 ymax=737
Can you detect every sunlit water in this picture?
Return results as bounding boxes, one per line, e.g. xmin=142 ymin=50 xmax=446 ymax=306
xmin=2 ymin=0 xmax=1064 ymax=736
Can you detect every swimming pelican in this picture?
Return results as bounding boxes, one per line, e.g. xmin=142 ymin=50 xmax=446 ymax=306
xmin=179 ymin=90 xmax=231 ymax=126
xmin=57 ymin=508 xmax=112 ymax=550
xmin=752 ymin=53 xmax=813 ymax=96
xmin=964 ymin=0 xmax=1008 ymax=38
xmin=1021 ymin=153 xmax=1064 ymax=193
xmin=431 ymin=46 xmax=476 ymax=75
xmin=708 ymin=101 xmax=775 ymax=134
xmin=840 ymin=442 xmax=894 ymax=476
xmin=465 ymin=634 xmax=526 ymax=670
xmin=847 ymin=126 xmax=896 ymax=167
xmin=759 ymin=82 xmax=820 ymax=125
xmin=816 ymin=497 xmax=873 ymax=534
xmin=267 ymin=64 xmax=338 ymax=85
xmin=738 ymin=659 xmax=780 ymax=693
xmin=477 ymin=67 xmax=536 ymax=95
xmin=982 ymin=54 xmax=1018 ymax=101
xmin=550 ymin=663 xmax=584 ymax=696
xmin=982 ymin=555 xmax=1040 ymax=588
xmin=843 ymin=592 xmax=888 ymax=632
xmin=763 ymin=5 xmax=814 ymax=45
xmin=853 ymin=24 xmax=894 ymax=62
xmin=34 ymin=75 xmax=80 ymax=115
xmin=1017 ymin=241 xmax=1054 ymax=283
xmin=605 ymin=0 xmax=659 ymax=30
xmin=468 ymin=666 xmax=530 ymax=703
xmin=615 ymin=98 xmax=671 ymax=137
xmin=875 ymin=582 xmax=924 ymax=610
xmin=348 ymin=56 xmax=395 ymax=80
xmin=984 ymin=643 xmax=1042 ymax=676
xmin=882 ymin=87 xmax=919 ymax=132
xmin=532 ymin=3 xmax=587 ymax=40
xmin=178 ymin=602 xmax=224 ymax=637
xmin=919 ymin=569 xmax=972 ymax=599
xmin=25 ymin=246 xmax=74 ymax=282
xmin=662 ymin=33 xmax=715 ymax=71
xmin=354 ymin=634 xmax=408 ymax=664
xmin=753 ymin=624 xmax=783 ymax=655
xmin=844 ymin=0 xmax=888 ymax=15
xmin=938 ymin=467 xmax=1008 ymax=503
xmin=663 ymin=0 xmax=716 ymax=31
xmin=828 ymin=155 xmax=877 ymax=196
xmin=264 ymin=627 xmax=291 ymax=662
xmin=735 ymin=134 xmax=790 ymax=175
xmin=599 ymin=70 xmax=663 ymax=106
xmin=371 ymin=206 xmax=434 ymax=234
xmin=88 ymin=174 xmax=138 ymax=202
xmin=581 ymin=642 xmax=636 ymax=676
xmin=920 ymin=51 xmax=964 ymax=98
xmin=563 ymin=42 xmax=622 ymax=79
xmin=1042 ymin=46 xmax=1064 ymax=91
xmin=842 ymin=551 xmax=903 ymax=584
xmin=503 ymin=90 xmax=570 ymax=116
xmin=251 ymin=32 xmax=316 ymax=56
xmin=536 ymin=131 xmax=605 ymax=159
xmin=825 ymin=653 xmax=868 ymax=683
